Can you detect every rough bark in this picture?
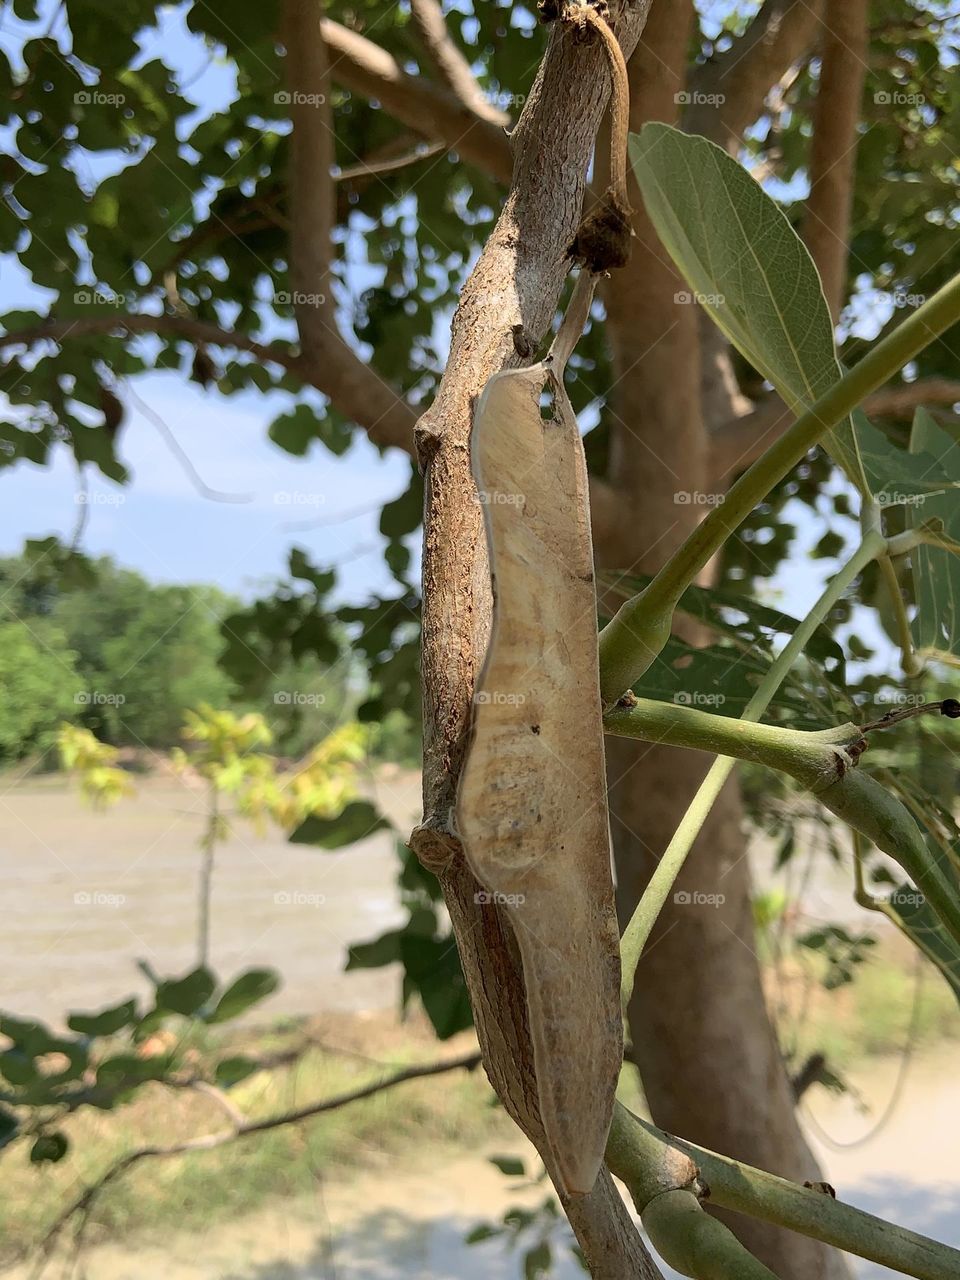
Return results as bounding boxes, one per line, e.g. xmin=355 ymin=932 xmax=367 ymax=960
xmin=598 ymin=9 xmax=849 ymax=1276
xmin=802 ymin=0 xmax=870 ymax=322
xmin=411 ymin=5 xmax=659 ymax=1274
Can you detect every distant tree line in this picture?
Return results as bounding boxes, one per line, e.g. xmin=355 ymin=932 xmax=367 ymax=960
xmin=0 ymin=544 xmax=417 ymax=767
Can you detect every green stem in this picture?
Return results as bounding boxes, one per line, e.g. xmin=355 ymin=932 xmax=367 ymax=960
xmin=877 ymin=552 xmax=923 ymax=677
xmin=598 ymin=269 xmax=960 ymax=704
xmin=643 ymin=1190 xmax=780 ymax=1280
xmin=617 ymin=531 xmax=885 ymax=1006
xmin=604 ymin=696 xmax=862 ymax=789
xmin=607 ymin=1104 xmax=960 ymax=1280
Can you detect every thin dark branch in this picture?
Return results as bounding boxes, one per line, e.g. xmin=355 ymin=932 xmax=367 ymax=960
xmin=34 ymin=1051 xmax=483 ymax=1264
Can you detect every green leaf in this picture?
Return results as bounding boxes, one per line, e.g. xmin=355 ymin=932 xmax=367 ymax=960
xmin=214 ymin=1055 xmax=260 ymax=1087
xmin=0 ymin=1050 xmax=37 ymax=1086
xmin=465 ymin=1224 xmax=501 ymax=1245
xmin=489 ymin=1154 xmax=526 ymax=1176
xmin=399 ymin=934 xmax=472 ymax=1040
xmin=380 ymin=470 xmax=424 ymax=538
xmin=629 ymin=636 xmax=845 ymax=729
xmin=154 ymin=967 xmax=217 ymax=1017
xmin=289 ymin=800 xmax=390 ymax=848
xmin=601 ymin=573 xmax=844 ymax=670
xmin=345 ymin=930 xmax=403 ymax=970
xmin=858 ymin=411 xmax=960 ymax=502
xmin=95 ymin=1053 xmax=172 ymax=1091
xmin=30 ymin=1132 xmax=68 ymax=1164
xmin=629 ymin=123 xmax=868 ymax=492
xmin=910 ymin=408 xmax=960 ymax=663
xmin=68 ymin=998 xmax=138 ymax=1038
xmin=880 ymin=882 xmax=960 ymax=1006
xmin=206 ymin=969 xmax=279 ymax=1024
xmin=0 ymin=1105 xmax=18 ymax=1150
xmin=268 ymin=405 xmax=319 ymax=456
xmin=524 ymin=1241 xmax=552 ymax=1280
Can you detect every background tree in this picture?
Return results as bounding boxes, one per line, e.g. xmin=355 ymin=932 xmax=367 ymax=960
xmin=3 ymin=1 xmax=960 ymax=1275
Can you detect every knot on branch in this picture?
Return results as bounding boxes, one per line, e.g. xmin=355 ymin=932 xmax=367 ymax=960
xmin=409 ymin=821 xmax=460 ymax=872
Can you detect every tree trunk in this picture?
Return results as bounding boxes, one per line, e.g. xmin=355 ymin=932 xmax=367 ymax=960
xmin=595 ymin=10 xmax=850 ymax=1276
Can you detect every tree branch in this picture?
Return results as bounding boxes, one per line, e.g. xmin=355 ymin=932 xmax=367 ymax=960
xmin=687 ymin=0 xmax=824 ymax=151
xmin=408 ymin=0 xmax=508 ymax=126
xmin=320 ymin=17 xmax=512 ymax=183
xmin=802 ymin=0 xmax=870 ymax=322
xmin=0 ymin=313 xmax=298 ymax=373
xmin=0 ymin=310 xmax=419 ymax=458
xmin=36 ymin=1051 xmax=482 ymax=1263
xmin=281 ymin=2 xmax=418 ymax=456
xmin=711 ymin=379 xmax=960 ymax=485
xmin=610 ymin=1105 xmax=960 ymax=1280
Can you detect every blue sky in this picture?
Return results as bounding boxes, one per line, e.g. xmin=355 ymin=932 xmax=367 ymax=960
xmin=0 ymin=0 xmax=902 ymax=660
xmin=0 ymin=1 xmax=416 ymax=600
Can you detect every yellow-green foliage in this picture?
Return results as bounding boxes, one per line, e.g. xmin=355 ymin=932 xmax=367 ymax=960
xmin=56 ymin=724 xmax=134 ymax=808
xmin=59 ymin=707 xmax=369 ymax=834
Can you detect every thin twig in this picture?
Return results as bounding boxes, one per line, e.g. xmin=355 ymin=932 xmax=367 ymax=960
xmin=33 ymin=1051 xmax=482 ymax=1265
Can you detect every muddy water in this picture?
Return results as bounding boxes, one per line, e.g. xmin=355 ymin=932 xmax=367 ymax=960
xmin=0 ymin=769 xmax=421 ymax=1022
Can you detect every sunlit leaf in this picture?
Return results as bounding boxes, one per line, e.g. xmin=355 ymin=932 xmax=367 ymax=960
xmin=910 ymin=408 xmax=960 ymax=663
xmin=629 ymin=123 xmax=868 ymax=492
